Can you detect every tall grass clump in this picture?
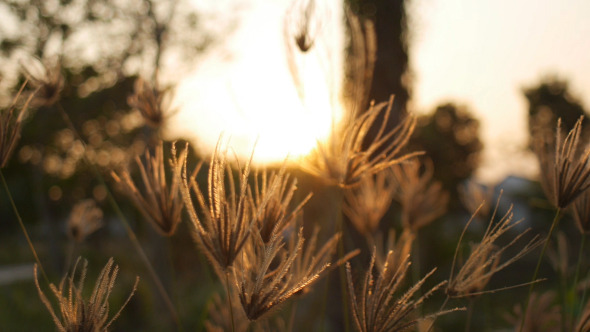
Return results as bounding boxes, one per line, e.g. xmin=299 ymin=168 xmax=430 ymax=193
xmin=4 ymin=1 xmax=590 ymax=331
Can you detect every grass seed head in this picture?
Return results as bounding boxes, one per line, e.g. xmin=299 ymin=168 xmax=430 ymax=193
xmin=0 ymin=82 xmax=36 ymax=168
xmin=235 ymin=227 xmax=332 ymax=321
xmin=572 ymin=189 xmax=590 ymax=235
xmin=177 ymin=137 xmax=255 ymax=272
xmin=534 ymin=117 xmax=590 ymax=209
xmin=127 ymin=77 xmax=173 ymax=128
xmin=305 ymin=96 xmax=420 ymax=188
xmin=343 ymin=168 xmax=396 ymax=236
xmin=112 ymin=141 xmax=185 ymax=236
xmin=391 ymin=159 xmax=449 ymax=232
xmin=506 ymin=291 xmax=565 ymax=332
xmin=447 ymin=198 xmax=543 ymax=298
xmin=19 ymin=56 xmax=64 ymax=107
xmin=346 ymin=249 xmax=451 ymax=332
xmin=252 ymin=166 xmax=312 ymax=244
xmin=34 ymin=257 xmax=139 ymax=332
xmin=67 ymin=199 xmax=104 ymax=243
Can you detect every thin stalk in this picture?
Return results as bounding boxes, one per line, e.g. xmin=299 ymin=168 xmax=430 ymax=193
xmin=334 ymin=187 xmax=350 ymax=332
xmin=578 ymin=268 xmax=590 ymax=318
xmin=56 ymin=103 xmax=182 ymax=330
xmin=166 ymin=236 xmax=183 ymax=325
xmin=64 ymin=240 xmax=78 ymax=274
xmin=225 ymin=271 xmax=236 ymax=332
xmin=287 ymin=300 xmax=299 ymax=332
xmin=318 ymin=274 xmax=330 ymax=332
xmin=574 ymin=234 xmax=587 ymax=317
xmin=465 ymin=298 xmax=475 ymax=332
xmin=0 ymin=169 xmax=49 ymax=285
xmin=559 ymin=253 xmax=568 ymax=332
xmin=426 ymin=295 xmax=449 ymax=332
xmin=411 ymin=230 xmax=422 ymax=314
xmin=520 ymin=208 xmax=561 ymax=332
xmin=247 ymin=320 xmax=256 ymax=332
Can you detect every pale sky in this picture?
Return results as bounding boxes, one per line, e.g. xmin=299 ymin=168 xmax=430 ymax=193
xmin=168 ymin=0 xmax=590 ymax=183
xmin=409 ymin=0 xmax=590 ymax=182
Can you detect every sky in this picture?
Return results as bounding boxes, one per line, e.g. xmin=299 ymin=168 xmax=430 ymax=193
xmin=168 ymin=0 xmax=590 ymax=183
xmin=409 ymin=0 xmax=590 ymax=182
xmin=169 ymin=0 xmax=345 ymax=165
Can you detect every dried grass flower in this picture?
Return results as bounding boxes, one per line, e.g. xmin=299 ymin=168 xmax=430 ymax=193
xmin=447 ymin=200 xmax=543 ymax=298
xmin=373 ymin=229 xmax=415 ymax=282
xmin=235 ymin=227 xmax=334 ymax=321
xmin=534 ymin=117 xmax=590 ymax=209
xmin=506 ymin=291 xmax=564 ymax=332
xmin=342 ymin=6 xmax=376 ymax=116
xmin=572 ymin=189 xmax=590 ymax=235
xmin=284 ymin=0 xmax=322 ymax=53
xmin=546 ymin=231 xmax=569 ymax=278
xmin=112 ymin=141 xmax=186 ymax=236
xmin=231 ymin=165 xmax=337 ymax=320
xmin=391 ymin=160 xmax=449 ymax=232
xmin=19 ymin=56 xmax=64 ymax=107
xmin=459 ymin=181 xmax=494 ymax=220
xmin=343 ymin=168 xmax=396 ymax=236
xmin=34 ymin=257 xmax=139 ymax=332
xmin=127 ymin=77 xmax=173 ymax=128
xmin=67 ymin=199 xmax=104 ymax=243
xmin=252 ymin=166 xmax=312 ymax=244
xmin=291 ymin=227 xmax=358 ymax=296
xmin=346 ymin=250 xmax=452 ymax=332
xmin=205 ymin=291 xmax=288 ymax=332
xmin=205 ymin=293 xmax=249 ymax=332
xmin=1 ymin=82 xmax=36 ymax=168
xmin=305 ymin=96 xmax=420 ymax=187
xmin=177 ymin=139 xmax=256 ymax=272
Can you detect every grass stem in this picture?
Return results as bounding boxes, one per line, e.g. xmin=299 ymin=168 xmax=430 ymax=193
xmin=334 ymin=187 xmax=350 ymax=332
xmin=520 ymin=208 xmax=561 ymax=332
xmin=426 ymin=295 xmax=449 ymax=332
xmin=465 ymin=298 xmax=474 ymax=332
xmin=225 ymin=270 xmax=236 ymax=332
xmin=56 ymin=103 xmax=182 ymax=330
xmin=0 ymin=169 xmax=49 ymax=285
xmin=573 ymin=233 xmax=587 ymax=319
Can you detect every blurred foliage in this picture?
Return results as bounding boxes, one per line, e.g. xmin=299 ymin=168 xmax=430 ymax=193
xmin=524 ymin=76 xmax=590 ymax=146
xmin=410 ymin=103 xmax=483 ymax=206
xmin=0 ymin=0 xmax=217 ymax=96
xmin=0 ymin=0 xmax=226 ymax=229
xmin=1 ymin=0 xmax=587 ymax=331
xmin=346 ymin=0 xmax=409 ymax=117
xmin=0 ymin=0 xmax=224 ymax=329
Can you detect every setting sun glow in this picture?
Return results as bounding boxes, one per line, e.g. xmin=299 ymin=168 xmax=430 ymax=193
xmin=166 ymin=0 xmax=345 ymax=166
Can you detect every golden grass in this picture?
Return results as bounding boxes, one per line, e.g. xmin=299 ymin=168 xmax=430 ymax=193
xmin=346 ymin=250 xmax=451 ymax=332
xmin=112 ymin=141 xmax=185 ymax=236
xmin=34 ymin=257 xmax=139 ymax=332
xmin=304 ymin=96 xmax=420 ymax=187
xmin=534 ymin=117 xmax=590 ymax=209
xmin=447 ymin=200 xmax=542 ymax=298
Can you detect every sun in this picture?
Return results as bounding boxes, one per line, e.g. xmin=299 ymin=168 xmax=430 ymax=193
xmin=165 ymin=0 xmax=345 ymax=166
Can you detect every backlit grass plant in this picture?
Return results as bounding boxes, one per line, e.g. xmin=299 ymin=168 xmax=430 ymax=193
xmin=4 ymin=5 xmax=590 ymax=332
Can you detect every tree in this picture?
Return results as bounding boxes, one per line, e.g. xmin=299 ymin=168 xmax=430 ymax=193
xmin=410 ymin=103 xmax=483 ymax=203
xmin=524 ymin=77 xmax=589 ymax=146
xmin=346 ymin=0 xmax=410 ymax=119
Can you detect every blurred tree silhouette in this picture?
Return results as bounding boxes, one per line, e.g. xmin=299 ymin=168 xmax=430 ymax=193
xmin=0 ymin=2 xmax=224 ymax=328
xmin=0 ymin=0 xmax=225 ymax=275
xmin=346 ymin=0 xmax=409 ymax=118
xmin=0 ymin=0 xmax=216 ymax=95
xmin=0 ymin=0 xmax=220 ymax=208
xmin=410 ymin=103 xmax=483 ymax=206
xmin=524 ymin=76 xmax=589 ymax=145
